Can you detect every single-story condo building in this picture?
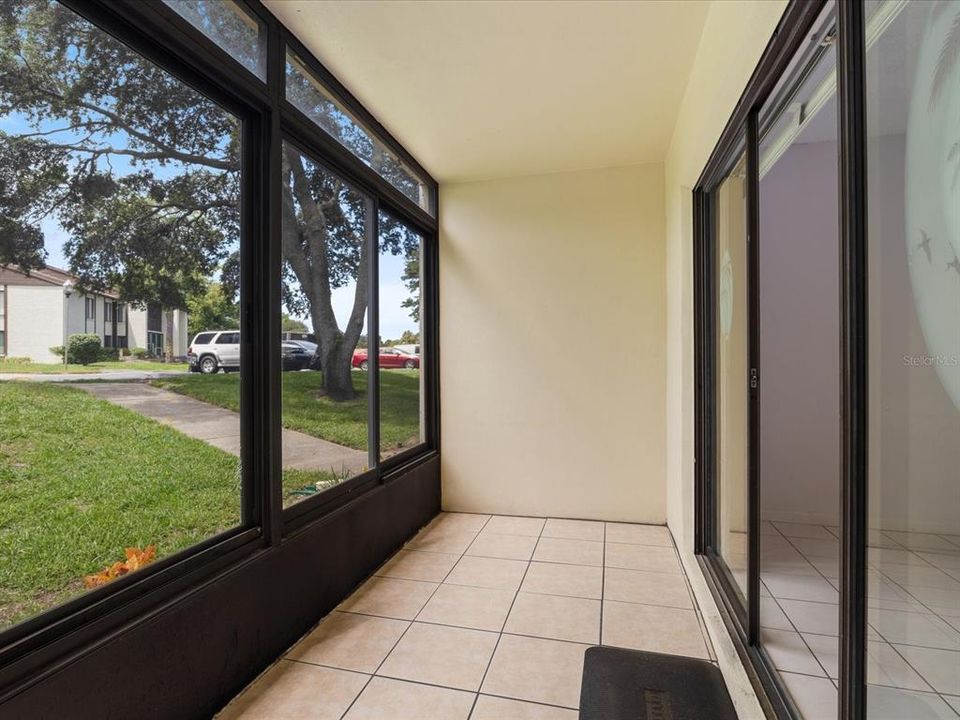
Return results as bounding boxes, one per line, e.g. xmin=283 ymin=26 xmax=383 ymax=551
xmin=0 ymin=265 xmax=188 ymax=363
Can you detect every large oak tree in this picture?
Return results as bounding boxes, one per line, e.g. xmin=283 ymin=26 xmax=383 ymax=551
xmin=0 ymin=0 xmax=420 ymax=399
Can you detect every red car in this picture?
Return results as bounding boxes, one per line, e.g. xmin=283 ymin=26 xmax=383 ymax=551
xmin=352 ymin=347 xmax=420 ymax=370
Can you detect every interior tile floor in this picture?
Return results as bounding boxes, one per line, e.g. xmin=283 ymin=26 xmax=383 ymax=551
xmin=756 ymin=521 xmax=960 ymax=719
xmin=217 ymin=513 xmax=716 ymax=719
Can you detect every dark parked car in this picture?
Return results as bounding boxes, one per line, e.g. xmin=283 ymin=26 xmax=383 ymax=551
xmin=352 ymin=347 xmax=420 ymax=370
xmin=281 ymin=341 xmax=312 ymax=371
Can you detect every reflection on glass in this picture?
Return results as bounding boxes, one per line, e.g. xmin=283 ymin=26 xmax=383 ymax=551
xmin=0 ymin=1 xmax=241 ymax=628
xmin=377 ymin=212 xmax=424 ymax=460
xmin=285 ymin=51 xmax=433 ymax=214
xmin=280 ymin=143 xmax=370 ymax=507
xmin=759 ymin=7 xmax=840 ymax=720
xmin=715 ymin=148 xmax=750 ymax=600
xmin=165 ymin=0 xmax=266 ymax=79
xmin=756 ymin=6 xmax=840 ymax=715
xmin=866 ymin=1 xmax=960 ymax=717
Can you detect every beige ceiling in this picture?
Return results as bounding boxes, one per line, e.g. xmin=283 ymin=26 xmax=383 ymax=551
xmin=264 ymin=0 xmax=711 ymax=184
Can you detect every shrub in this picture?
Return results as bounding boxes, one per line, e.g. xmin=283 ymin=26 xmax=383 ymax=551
xmin=130 ymin=347 xmax=148 ymax=359
xmin=120 ymin=347 xmax=131 ymax=358
xmin=50 ymin=345 xmax=65 ymax=359
xmin=66 ymin=334 xmax=103 ymax=365
xmin=0 ymin=356 xmax=31 ymax=364
xmin=98 ymin=347 xmax=120 ymax=362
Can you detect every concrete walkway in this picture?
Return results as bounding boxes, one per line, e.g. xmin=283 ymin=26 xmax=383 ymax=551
xmin=78 ymin=383 xmax=367 ymax=474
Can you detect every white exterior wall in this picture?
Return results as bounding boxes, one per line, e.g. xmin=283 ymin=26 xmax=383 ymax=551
xmin=125 ymin=306 xmax=148 ymax=351
xmin=6 ymin=286 xmax=66 ymax=363
xmin=172 ymin=309 xmax=189 ymax=357
xmin=3 ymin=284 xmax=186 ymax=362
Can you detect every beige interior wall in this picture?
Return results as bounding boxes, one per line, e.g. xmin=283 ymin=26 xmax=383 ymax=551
xmin=439 ymin=163 xmax=666 ymax=522
xmin=664 ymin=0 xmax=788 ymax=551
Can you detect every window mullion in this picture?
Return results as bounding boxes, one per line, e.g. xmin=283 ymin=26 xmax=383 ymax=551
xmin=368 ymin=198 xmax=381 ymax=473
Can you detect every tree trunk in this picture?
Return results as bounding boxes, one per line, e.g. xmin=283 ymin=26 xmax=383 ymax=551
xmin=322 ymin=340 xmax=357 ymax=402
xmin=164 ymin=309 xmax=174 ymax=363
xmin=282 ymin=148 xmax=368 ymax=401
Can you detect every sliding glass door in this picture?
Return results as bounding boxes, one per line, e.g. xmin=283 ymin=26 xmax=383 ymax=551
xmin=695 ymin=1 xmax=960 ymax=718
xmin=755 ymin=7 xmax=841 ymax=717
xmin=864 ymin=1 xmax=960 ymax=717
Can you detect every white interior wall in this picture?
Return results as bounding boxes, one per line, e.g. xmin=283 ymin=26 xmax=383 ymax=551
xmin=439 ymin=163 xmax=666 ymax=522
xmin=759 ymin=139 xmax=841 ymax=527
xmin=757 ymin=133 xmax=960 ymax=534
xmin=867 ymin=135 xmax=960 ymax=535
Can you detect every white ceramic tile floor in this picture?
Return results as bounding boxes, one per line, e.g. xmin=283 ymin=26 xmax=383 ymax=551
xmin=216 ymin=513 xmax=714 ymax=719
xmin=758 ymin=520 xmax=960 ymax=719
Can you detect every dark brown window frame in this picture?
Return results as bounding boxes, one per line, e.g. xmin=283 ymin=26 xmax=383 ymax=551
xmin=0 ymin=0 xmax=440 ymax=703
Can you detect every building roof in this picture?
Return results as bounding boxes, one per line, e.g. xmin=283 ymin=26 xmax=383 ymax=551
xmin=0 ymin=264 xmax=120 ymax=299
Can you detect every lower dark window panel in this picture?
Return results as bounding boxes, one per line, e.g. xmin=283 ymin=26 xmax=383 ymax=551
xmin=0 ymin=456 xmax=440 ymax=720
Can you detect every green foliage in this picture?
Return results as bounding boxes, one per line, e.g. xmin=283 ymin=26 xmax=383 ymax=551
xmin=401 ymin=255 xmax=421 ymax=323
xmin=98 ymin=346 xmax=119 ymax=362
xmin=67 ymin=334 xmax=102 ymax=365
xmin=186 ymin=281 xmax=239 ymax=336
xmin=0 ymin=0 xmax=238 ymax=310
xmin=130 ymin=347 xmax=148 ymax=359
xmin=49 ymin=346 xmax=64 ymax=359
xmin=281 ymin=313 xmax=308 ymax=333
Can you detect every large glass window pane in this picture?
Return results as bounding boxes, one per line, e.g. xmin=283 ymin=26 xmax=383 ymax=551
xmin=164 ymin=0 xmax=266 ymax=80
xmin=866 ymin=1 xmax=960 ymax=716
xmin=757 ymin=6 xmax=840 ymax=716
xmin=377 ymin=212 xmax=424 ymax=460
xmin=280 ymin=142 xmax=370 ymax=508
xmin=714 ymin=146 xmax=750 ymax=601
xmin=0 ymin=0 xmax=242 ymax=628
xmin=286 ymin=51 xmax=433 ymax=215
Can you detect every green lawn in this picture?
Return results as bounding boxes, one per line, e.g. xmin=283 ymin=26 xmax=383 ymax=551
xmin=0 ymin=359 xmax=190 ymax=374
xmin=152 ymin=370 xmax=422 ymax=453
xmin=0 ymin=381 xmax=332 ymax=627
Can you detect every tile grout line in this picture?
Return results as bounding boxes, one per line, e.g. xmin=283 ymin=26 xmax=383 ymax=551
xmin=789 ymin=526 xmax=960 ymax=700
xmin=336 ymin=513 xmax=494 ymax=720
xmin=292 ymin=664 xmax=583 ymax=714
xmin=466 ymin=518 xmax=545 ymax=720
xmin=764 ymin=524 xmax=836 ymax=682
xmin=882 ymin=639 xmax=940 ymax=696
xmin=773 ymin=522 xmax=960 ymax=709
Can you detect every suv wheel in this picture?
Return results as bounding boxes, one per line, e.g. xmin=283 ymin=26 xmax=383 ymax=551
xmin=404 ymin=359 xmax=416 ymax=369
xmin=199 ymin=355 xmax=218 ymax=374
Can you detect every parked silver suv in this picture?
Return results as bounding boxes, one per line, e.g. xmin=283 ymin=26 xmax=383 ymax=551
xmin=187 ymin=330 xmax=240 ymax=374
